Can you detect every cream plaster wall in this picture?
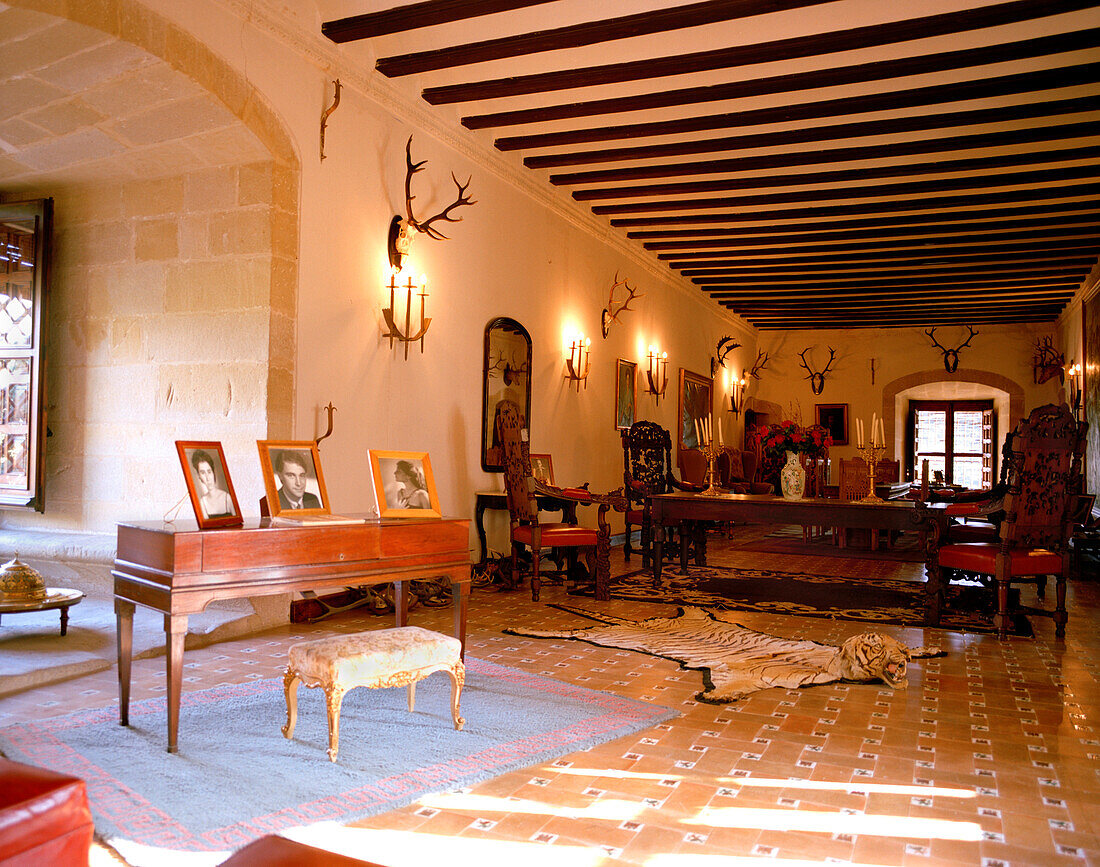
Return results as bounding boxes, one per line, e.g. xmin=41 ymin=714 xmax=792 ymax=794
xmin=752 ymin=324 xmax=1063 ymax=482
xmin=0 ymin=164 xmax=276 ymax=532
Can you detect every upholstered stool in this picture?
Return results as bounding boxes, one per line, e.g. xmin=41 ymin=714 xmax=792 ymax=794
xmin=0 ymin=757 xmax=93 ymax=866
xmin=221 ymin=834 xmax=386 ymax=866
xmin=282 ymin=626 xmax=465 ymax=762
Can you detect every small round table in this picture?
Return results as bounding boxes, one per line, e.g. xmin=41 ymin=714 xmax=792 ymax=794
xmin=0 ymin=588 xmax=85 ymax=636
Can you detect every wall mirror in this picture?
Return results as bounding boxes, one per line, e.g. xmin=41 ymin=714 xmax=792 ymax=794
xmin=482 ymin=317 xmax=532 ymax=472
xmin=678 ymin=367 xmax=712 ymax=457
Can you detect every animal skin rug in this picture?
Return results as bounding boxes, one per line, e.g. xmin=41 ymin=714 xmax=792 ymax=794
xmin=505 ymin=605 xmax=944 ymax=703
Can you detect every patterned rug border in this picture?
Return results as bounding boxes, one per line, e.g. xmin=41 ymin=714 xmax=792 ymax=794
xmin=575 ymin=566 xmax=1032 ymax=637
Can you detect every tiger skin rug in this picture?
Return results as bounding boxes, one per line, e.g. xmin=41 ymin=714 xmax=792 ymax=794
xmin=505 ymin=605 xmax=944 ymax=703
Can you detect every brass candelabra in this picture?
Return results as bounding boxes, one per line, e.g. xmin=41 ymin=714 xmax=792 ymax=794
xmin=700 ymin=441 xmax=721 ymax=497
xmin=856 ymin=443 xmax=885 ymax=504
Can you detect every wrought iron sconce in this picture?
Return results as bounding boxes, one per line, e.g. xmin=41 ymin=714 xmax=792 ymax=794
xmin=1068 ymin=359 xmax=1082 ymax=416
xmin=728 ymin=369 xmax=747 ymax=416
xmin=564 ymin=334 xmax=591 ymax=390
xmin=646 ymin=346 xmax=668 ymax=404
xmin=382 ymin=269 xmax=430 ymax=360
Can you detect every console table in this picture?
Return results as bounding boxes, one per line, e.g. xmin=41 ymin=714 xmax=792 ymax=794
xmin=113 ymin=516 xmax=470 ymax=753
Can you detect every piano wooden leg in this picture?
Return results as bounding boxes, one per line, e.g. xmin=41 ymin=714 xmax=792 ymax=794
xmin=115 ymin=599 xmax=135 ymax=727
xmin=165 ymin=614 xmax=188 ymax=754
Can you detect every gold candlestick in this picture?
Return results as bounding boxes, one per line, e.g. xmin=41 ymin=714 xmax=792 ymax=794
xmin=700 ymin=441 xmax=721 ymax=496
xmin=856 ymin=443 xmax=885 ymax=503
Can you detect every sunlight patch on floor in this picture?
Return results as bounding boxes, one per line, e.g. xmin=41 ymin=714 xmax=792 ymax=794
xmin=416 ymin=791 xmax=645 ymax=820
xmin=685 ymin=807 xmax=982 ymax=840
xmin=718 ymin=775 xmax=977 ymax=798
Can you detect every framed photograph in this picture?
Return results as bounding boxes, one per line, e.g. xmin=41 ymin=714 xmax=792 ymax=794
xmin=176 ymin=441 xmax=242 ymax=529
xmin=615 ymin=358 xmax=637 ymax=430
xmin=678 ymin=367 xmax=712 ymax=454
xmin=369 ymin=450 xmax=442 ymax=518
xmin=257 ymin=440 xmax=330 ymax=517
xmin=815 ymin=403 xmax=849 ymax=446
xmin=530 ymin=453 xmax=555 ymax=486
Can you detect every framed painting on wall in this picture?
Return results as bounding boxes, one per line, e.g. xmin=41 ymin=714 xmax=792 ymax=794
xmin=815 ymin=403 xmax=848 ymax=446
xmin=678 ymin=367 xmax=712 ymax=454
xmin=615 ymin=358 xmax=636 ymax=430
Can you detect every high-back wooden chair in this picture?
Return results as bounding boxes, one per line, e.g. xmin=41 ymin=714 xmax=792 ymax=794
xmin=621 ymin=421 xmax=700 ymax=567
xmin=497 ymin=400 xmax=624 ymax=601
xmin=835 ymin=458 xmax=900 ymax=548
xmin=931 ymin=403 xmax=1086 ymax=637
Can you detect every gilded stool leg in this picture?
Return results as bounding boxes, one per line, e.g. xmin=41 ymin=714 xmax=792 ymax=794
xmin=281 ymin=668 xmax=300 ymax=739
xmin=325 ymin=684 xmax=346 ymax=762
xmin=448 ymin=659 xmax=466 ymax=731
xmin=408 ymin=680 xmax=417 ymax=712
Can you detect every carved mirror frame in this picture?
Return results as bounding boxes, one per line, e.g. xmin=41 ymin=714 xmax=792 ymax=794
xmin=481 ymin=317 xmax=532 ymax=472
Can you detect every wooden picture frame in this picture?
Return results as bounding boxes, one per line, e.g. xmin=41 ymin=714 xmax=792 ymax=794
xmin=615 ymin=358 xmax=637 ymax=430
xmin=176 ymin=441 xmax=242 ymax=529
xmin=369 ymin=449 xmax=442 ymax=518
xmin=815 ymin=403 xmax=849 ymax=446
xmin=530 ymin=453 xmax=555 ymax=486
xmin=678 ymin=367 xmax=712 ymax=454
xmin=257 ymin=440 xmax=330 ymax=517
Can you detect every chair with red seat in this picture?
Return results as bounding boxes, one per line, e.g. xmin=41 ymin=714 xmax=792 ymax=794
xmin=928 ymin=403 xmax=1086 ymax=637
xmin=497 ymin=400 xmax=625 ymax=601
xmin=0 ymin=757 xmax=93 ymax=867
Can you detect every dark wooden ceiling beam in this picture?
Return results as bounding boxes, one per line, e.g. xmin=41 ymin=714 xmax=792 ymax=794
xmin=463 ymin=29 xmax=1100 ymax=125
xmin=679 ymin=258 xmax=1098 ymax=277
xmin=496 ymin=61 xmax=1098 ymax=151
xmin=740 ymin=304 xmax=1064 ymax=318
xmin=725 ymin=300 xmax=1072 ymax=314
xmin=685 ymin=266 xmax=1087 ymax=281
xmin=592 ymin=164 xmax=1100 ymax=215
xmin=553 ymin=120 xmax=1100 ymax=187
xmin=638 ymin=211 xmax=1100 ymax=247
xmin=697 ymin=275 xmax=1079 ymax=291
xmin=526 ymin=95 xmax=1100 ymax=168
xmin=377 ymin=0 xmax=835 ymax=76
xmin=322 ymin=0 xmax=556 ymax=42
xmin=712 ymin=288 xmax=1075 ymax=302
xmin=404 ymin=0 xmax=1091 ymax=89
xmin=612 ymin=182 xmax=1100 ymax=227
xmin=750 ymin=313 xmax=1061 ymax=328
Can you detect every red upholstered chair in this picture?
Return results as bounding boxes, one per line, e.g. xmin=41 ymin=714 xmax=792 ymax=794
xmin=0 ymin=757 xmax=93 ymax=867
xmin=716 ymin=447 xmax=773 ymax=494
xmin=929 ymin=403 xmax=1086 ymax=638
xmin=621 ymin=421 xmax=702 ymax=567
xmin=497 ymin=400 xmax=625 ymax=601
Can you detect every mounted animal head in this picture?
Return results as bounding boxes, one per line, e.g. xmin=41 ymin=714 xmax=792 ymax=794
xmin=798 ymin=347 xmax=836 ymax=396
xmin=926 ymin=326 xmax=977 ymax=374
xmin=602 ymin=273 xmax=643 ymax=337
xmin=1032 ymin=336 xmax=1065 ymax=385
xmin=387 ymin=135 xmax=476 ymax=270
xmin=711 ymin=336 xmax=742 ymax=377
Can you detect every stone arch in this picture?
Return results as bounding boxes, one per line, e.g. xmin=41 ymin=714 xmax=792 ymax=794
xmin=7 ymin=0 xmax=300 ymax=437
xmin=881 ymin=369 xmax=1025 ymax=475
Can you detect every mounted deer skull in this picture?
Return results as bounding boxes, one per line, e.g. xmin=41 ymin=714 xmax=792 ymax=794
xmin=1032 ymin=336 xmax=1065 ymax=385
xmin=711 ymin=335 xmax=742 ymax=377
xmin=387 ymin=135 xmax=476 ymax=270
xmin=798 ymin=347 xmax=836 ymax=396
xmin=488 ymin=349 xmax=529 ymax=386
xmin=602 ymin=273 xmax=643 ymax=337
xmin=748 ymin=349 xmax=769 ymax=380
xmin=926 ymin=326 xmax=977 ymax=374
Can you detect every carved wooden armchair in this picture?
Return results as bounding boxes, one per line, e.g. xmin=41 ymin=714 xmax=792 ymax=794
xmin=835 ymin=457 xmax=900 ymax=548
xmin=621 ymin=421 xmax=702 ymax=567
xmin=496 ymin=400 xmax=625 ymax=601
xmin=716 ymin=448 xmax=773 ymax=494
xmin=928 ymin=403 xmax=1086 ymax=637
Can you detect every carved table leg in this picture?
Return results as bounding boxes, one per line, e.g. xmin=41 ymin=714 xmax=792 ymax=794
xmin=594 ymin=521 xmax=612 ymax=601
xmin=115 ymin=599 xmax=135 ymax=727
xmin=282 ymin=669 xmax=300 ymax=738
xmin=325 ymin=684 xmax=346 ymax=762
xmin=448 ymin=659 xmax=466 ymax=731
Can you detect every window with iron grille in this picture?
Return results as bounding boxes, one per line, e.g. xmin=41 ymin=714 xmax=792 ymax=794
xmin=907 ymin=400 xmax=995 ymax=490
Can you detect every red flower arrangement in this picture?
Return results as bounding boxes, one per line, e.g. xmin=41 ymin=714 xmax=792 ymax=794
xmin=751 ymin=420 xmax=832 ymax=460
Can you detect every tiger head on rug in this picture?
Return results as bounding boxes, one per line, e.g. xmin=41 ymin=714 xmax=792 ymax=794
xmin=837 ymin=631 xmax=915 ymax=689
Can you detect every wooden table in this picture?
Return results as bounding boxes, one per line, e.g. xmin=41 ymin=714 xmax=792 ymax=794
xmin=113 ymin=516 xmax=471 ymax=752
xmin=473 ymin=490 xmax=577 ymax=564
xmin=649 ymin=493 xmax=950 ymax=623
xmin=0 ymin=588 xmax=84 ymax=635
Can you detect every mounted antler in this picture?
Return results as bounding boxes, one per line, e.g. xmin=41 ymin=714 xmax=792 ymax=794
xmin=711 ymin=335 xmax=742 ymax=376
xmin=601 ymin=272 xmax=644 ymax=337
xmin=1032 ymin=336 xmax=1065 ymax=385
xmin=387 ymin=135 xmax=477 ymax=269
xmin=798 ymin=347 xmax=836 ymax=396
xmin=926 ymin=326 xmax=977 ymax=374
xmin=488 ymin=349 xmax=528 ymax=386
xmin=748 ymin=349 xmax=769 ymax=380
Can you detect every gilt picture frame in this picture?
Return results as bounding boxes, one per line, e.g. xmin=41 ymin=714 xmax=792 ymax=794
xmin=815 ymin=403 xmax=849 ymax=446
xmin=530 ymin=453 xmax=555 ymax=486
xmin=176 ymin=441 xmax=242 ymax=529
xmin=257 ymin=440 xmax=330 ymax=517
xmin=369 ymin=449 xmax=442 ymax=518
xmin=615 ymin=358 xmax=637 ymax=431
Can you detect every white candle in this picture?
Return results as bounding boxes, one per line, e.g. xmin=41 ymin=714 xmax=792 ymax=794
xmin=718 ymin=421 xmax=723 ymax=447
xmin=871 ymin=413 xmax=877 ymax=446
xmin=877 ymin=417 xmax=884 ymax=448
xmin=857 ymin=418 xmax=864 ymax=448
xmin=706 ymin=416 xmax=711 ymax=445
xmin=695 ymin=418 xmax=703 ymax=447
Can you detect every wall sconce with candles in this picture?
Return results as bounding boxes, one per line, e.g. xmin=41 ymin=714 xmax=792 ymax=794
xmin=727 ymin=369 xmax=747 ymax=416
xmin=1068 ymin=359 xmax=1082 ymax=417
xmin=564 ymin=333 xmax=591 ymax=390
xmin=382 ymin=269 xmax=430 ymax=360
xmin=646 ymin=346 xmax=668 ymax=403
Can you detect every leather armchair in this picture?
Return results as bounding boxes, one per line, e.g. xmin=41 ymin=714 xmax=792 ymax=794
xmin=716 ymin=447 xmax=773 ymax=494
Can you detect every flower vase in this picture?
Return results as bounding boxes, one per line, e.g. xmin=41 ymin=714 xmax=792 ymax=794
xmin=780 ymin=450 xmax=806 ymax=500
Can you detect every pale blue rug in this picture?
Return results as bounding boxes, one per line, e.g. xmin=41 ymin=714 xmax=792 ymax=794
xmin=0 ymin=657 xmax=675 ymax=854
